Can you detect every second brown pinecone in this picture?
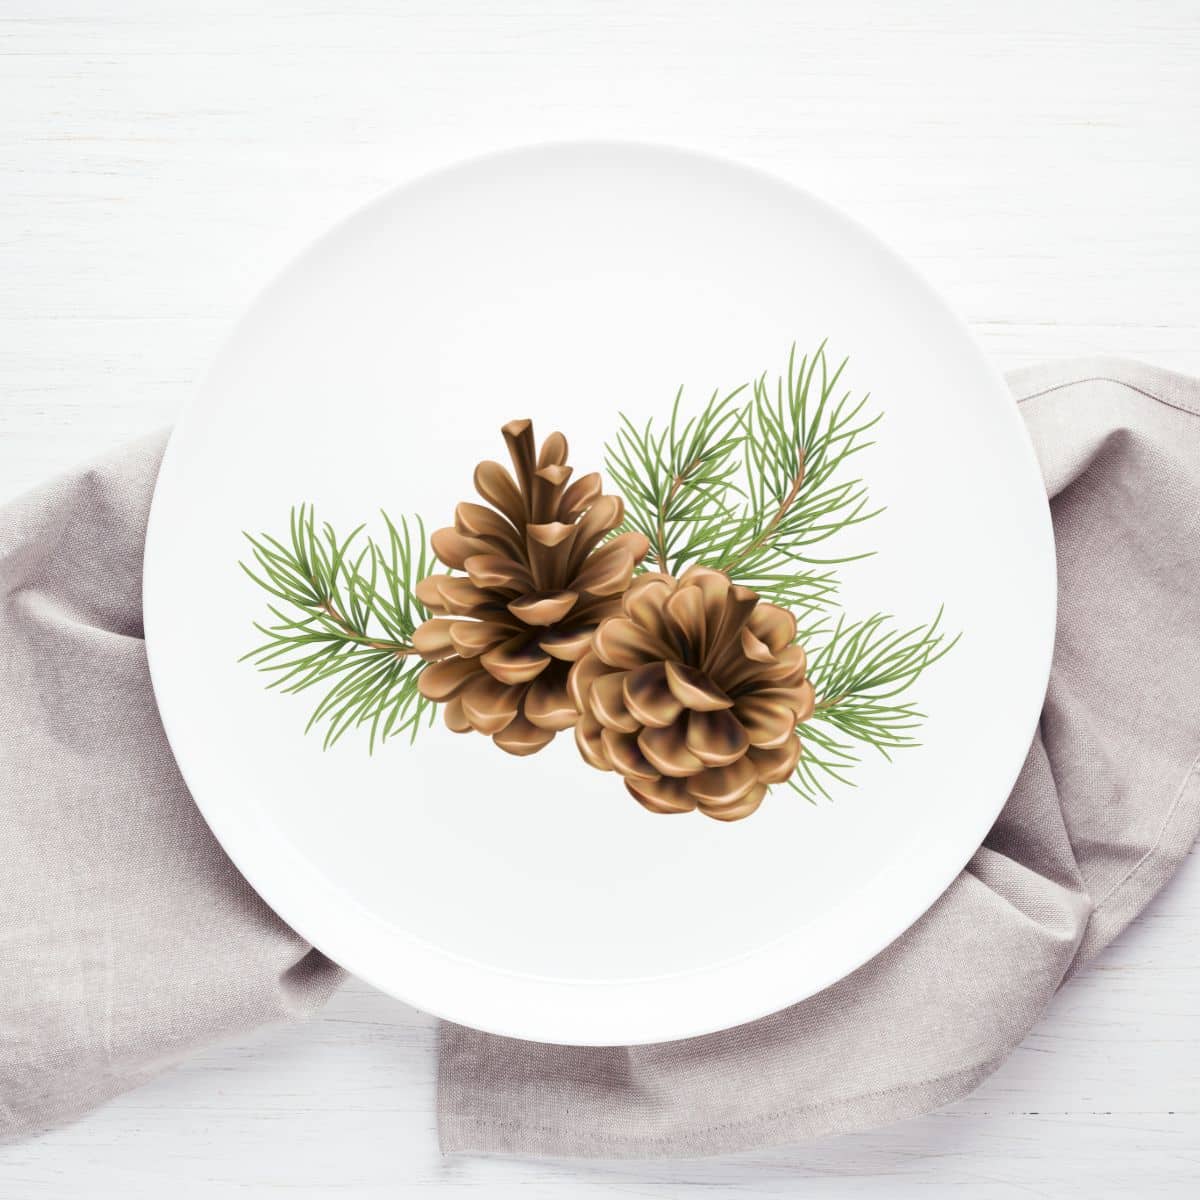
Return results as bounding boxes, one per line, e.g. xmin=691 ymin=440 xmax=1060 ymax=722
xmin=568 ymin=566 xmax=815 ymax=820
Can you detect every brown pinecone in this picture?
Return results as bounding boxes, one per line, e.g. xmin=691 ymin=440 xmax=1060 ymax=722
xmin=412 ymin=419 xmax=649 ymax=756
xmin=568 ymin=567 xmax=815 ymax=820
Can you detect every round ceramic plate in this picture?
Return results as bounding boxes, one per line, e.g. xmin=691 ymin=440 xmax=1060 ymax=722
xmin=144 ymin=143 xmax=1055 ymax=1045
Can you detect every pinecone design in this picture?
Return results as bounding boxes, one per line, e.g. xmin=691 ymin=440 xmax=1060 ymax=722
xmin=412 ymin=420 xmax=650 ymax=756
xmin=569 ymin=567 xmax=816 ymax=820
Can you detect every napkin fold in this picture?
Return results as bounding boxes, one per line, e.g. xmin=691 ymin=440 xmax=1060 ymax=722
xmin=1 ymin=358 xmax=1197 ymax=1153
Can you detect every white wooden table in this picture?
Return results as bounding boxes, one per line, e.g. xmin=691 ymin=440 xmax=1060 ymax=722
xmin=2 ymin=3 xmax=1198 ymax=1195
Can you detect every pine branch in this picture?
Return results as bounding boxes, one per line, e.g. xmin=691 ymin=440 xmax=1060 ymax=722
xmin=240 ymin=505 xmax=438 ymax=751
xmin=788 ymin=609 xmax=960 ymax=802
xmin=708 ymin=341 xmax=884 ymax=579
xmin=605 ymin=384 xmax=747 ymax=574
xmin=605 ymin=342 xmax=883 ymax=618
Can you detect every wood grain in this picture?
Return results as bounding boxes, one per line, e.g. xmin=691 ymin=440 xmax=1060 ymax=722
xmin=1 ymin=1 xmax=1197 ymax=1194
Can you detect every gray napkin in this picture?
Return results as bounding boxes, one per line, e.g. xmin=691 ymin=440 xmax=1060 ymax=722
xmin=2 ymin=358 xmax=1197 ymax=1152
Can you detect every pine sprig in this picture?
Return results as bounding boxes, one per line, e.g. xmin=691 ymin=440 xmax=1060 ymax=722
xmin=708 ymin=341 xmax=884 ymax=579
xmin=788 ymin=609 xmax=960 ymax=802
xmin=240 ymin=505 xmax=438 ymax=751
xmin=605 ymin=384 xmax=747 ymax=574
xmin=605 ymin=341 xmax=883 ymax=618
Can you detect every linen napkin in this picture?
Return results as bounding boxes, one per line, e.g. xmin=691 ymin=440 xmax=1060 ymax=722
xmin=2 ymin=358 xmax=1198 ymax=1152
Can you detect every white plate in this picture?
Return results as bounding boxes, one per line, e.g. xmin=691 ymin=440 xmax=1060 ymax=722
xmin=144 ymin=143 xmax=1055 ymax=1045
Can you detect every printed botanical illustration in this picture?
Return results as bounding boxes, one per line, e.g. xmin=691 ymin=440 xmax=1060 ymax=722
xmin=241 ymin=343 xmax=955 ymax=821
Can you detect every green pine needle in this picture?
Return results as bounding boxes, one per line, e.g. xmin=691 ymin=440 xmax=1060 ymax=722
xmin=605 ymin=383 xmax=748 ymax=576
xmin=789 ymin=608 xmax=961 ymax=803
xmin=240 ymin=505 xmax=438 ymax=751
xmin=713 ymin=341 xmax=884 ymax=578
xmin=605 ymin=340 xmax=883 ymax=617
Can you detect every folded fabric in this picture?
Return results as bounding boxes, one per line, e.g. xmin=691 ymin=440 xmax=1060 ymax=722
xmin=1 ymin=358 xmax=1197 ymax=1153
